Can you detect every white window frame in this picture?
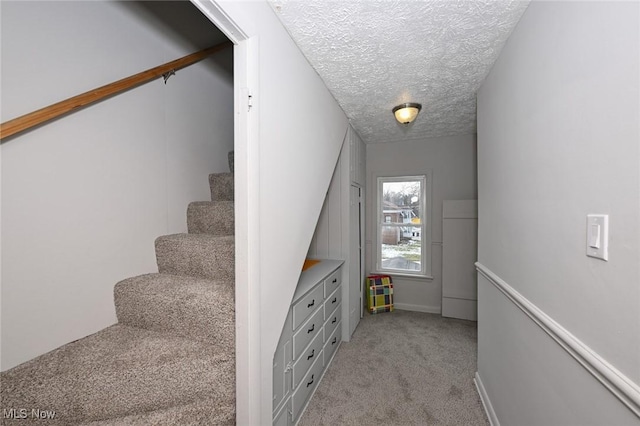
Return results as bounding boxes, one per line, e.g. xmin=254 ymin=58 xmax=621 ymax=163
xmin=375 ymin=173 xmax=432 ymax=278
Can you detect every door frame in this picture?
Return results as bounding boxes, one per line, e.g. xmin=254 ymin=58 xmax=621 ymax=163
xmin=189 ymin=1 xmax=260 ymax=424
xmin=350 ymin=184 xmax=365 ymax=322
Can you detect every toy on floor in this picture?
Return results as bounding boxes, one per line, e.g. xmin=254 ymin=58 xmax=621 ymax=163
xmin=367 ymin=275 xmax=394 ymax=314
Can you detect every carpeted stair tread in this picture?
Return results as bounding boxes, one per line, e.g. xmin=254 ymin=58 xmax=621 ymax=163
xmin=155 ymin=234 xmax=234 ymax=281
xmin=0 ymin=325 xmax=234 ymax=426
xmin=209 ymin=173 xmax=234 ymax=201
xmin=114 ymin=273 xmax=234 ymax=347
xmin=187 ymin=201 xmax=235 ymax=236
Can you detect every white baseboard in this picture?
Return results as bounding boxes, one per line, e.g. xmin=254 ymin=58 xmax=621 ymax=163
xmin=476 ymin=262 xmax=640 ymax=419
xmin=474 ymin=372 xmax=499 ymax=426
xmin=394 ymin=303 xmax=441 ymax=314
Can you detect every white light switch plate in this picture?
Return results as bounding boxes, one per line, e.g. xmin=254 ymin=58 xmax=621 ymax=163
xmin=586 ymin=214 xmax=608 ymax=261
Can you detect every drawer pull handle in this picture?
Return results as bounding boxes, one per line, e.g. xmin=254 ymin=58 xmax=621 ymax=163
xmin=332 ymin=337 xmax=337 ymax=345
xmin=332 ymin=297 xmax=337 ymax=304
xmin=307 ymin=324 xmax=315 ymax=334
xmin=307 ymin=299 xmax=315 ymax=308
xmin=332 ymin=317 xmax=337 ymax=324
xmin=307 ymin=349 xmax=315 ymax=360
xmin=332 ymin=278 xmax=337 ymax=283
xmin=307 ymin=374 xmax=314 ymax=388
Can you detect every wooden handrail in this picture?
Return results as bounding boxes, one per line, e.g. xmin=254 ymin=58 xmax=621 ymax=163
xmin=0 ymin=41 xmax=232 ymax=140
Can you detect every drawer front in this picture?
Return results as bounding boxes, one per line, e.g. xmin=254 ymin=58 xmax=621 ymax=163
xmin=323 ymin=324 xmax=342 ymax=366
xmin=323 ymin=287 xmax=342 ymax=320
xmin=292 ymin=353 xmax=324 ymax=421
xmin=292 ymin=331 xmax=323 ymax=388
xmin=323 ymin=268 xmax=342 ymax=297
xmin=324 ymin=303 xmax=341 ymax=341
xmin=293 ymin=307 xmax=324 ymax=360
xmin=292 ymin=284 xmax=324 ymax=330
xmin=273 ymin=396 xmax=291 ymax=426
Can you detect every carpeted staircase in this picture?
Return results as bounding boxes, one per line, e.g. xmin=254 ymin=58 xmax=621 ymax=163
xmin=1 ymin=159 xmax=236 ymax=425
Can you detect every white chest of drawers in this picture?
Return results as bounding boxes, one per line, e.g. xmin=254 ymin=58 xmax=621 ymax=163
xmin=273 ymin=260 xmax=344 ymax=425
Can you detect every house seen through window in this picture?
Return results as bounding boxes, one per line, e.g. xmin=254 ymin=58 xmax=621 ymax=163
xmin=376 ymin=175 xmax=431 ymax=277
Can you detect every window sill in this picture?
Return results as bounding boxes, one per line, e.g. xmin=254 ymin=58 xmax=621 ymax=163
xmin=371 ymin=272 xmax=434 ymax=281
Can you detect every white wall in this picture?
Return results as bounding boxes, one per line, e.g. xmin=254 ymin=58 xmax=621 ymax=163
xmin=365 ymin=134 xmax=478 ymax=313
xmin=1 ymin=1 xmax=233 ymax=370
xmin=476 ymin=1 xmax=640 ymax=424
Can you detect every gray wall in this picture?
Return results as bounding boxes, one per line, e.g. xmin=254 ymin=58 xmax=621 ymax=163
xmin=477 ymin=1 xmax=639 ymax=424
xmin=1 ymin=1 xmax=233 ymax=370
xmin=365 ymin=134 xmax=477 ymax=313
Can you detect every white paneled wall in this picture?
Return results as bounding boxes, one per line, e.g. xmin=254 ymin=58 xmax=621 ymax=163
xmin=311 ymin=154 xmax=343 ymax=259
xmin=309 ymin=150 xmax=344 ymax=259
xmin=308 ymin=126 xmax=366 ymax=341
xmin=308 ymin=126 xmax=365 ymax=259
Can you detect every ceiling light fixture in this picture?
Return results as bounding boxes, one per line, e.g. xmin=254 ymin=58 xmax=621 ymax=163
xmin=393 ymin=102 xmax=422 ymax=124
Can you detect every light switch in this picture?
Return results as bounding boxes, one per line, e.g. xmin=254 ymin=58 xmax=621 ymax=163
xmin=586 ymin=214 xmax=608 ymax=261
xmin=589 ymin=223 xmax=600 ymax=248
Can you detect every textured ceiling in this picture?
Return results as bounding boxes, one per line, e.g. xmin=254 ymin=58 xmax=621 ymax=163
xmin=269 ymin=0 xmax=530 ymax=144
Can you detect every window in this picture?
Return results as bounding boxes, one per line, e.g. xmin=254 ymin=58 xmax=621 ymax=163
xmin=376 ymin=174 xmax=431 ymax=277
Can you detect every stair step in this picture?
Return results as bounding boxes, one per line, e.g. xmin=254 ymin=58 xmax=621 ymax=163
xmin=114 ymin=273 xmax=234 ymax=347
xmin=187 ymin=201 xmax=234 ymax=236
xmin=0 ymin=325 xmax=234 ymax=425
xmin=155 ymin=234 xmax=234 ymax=281
xmin=209 ymin=173 xmax=234 ymax=201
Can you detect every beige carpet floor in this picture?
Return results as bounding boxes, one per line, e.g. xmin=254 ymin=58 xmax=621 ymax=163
xmin=299 ymin=310 xmax=489 ymax=426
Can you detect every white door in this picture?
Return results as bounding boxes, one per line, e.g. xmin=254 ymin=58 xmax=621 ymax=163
xmin=349 ymin=185 xmax=364 ymax=335
xmin=442 ymin=200 xmax=478 ymax=321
